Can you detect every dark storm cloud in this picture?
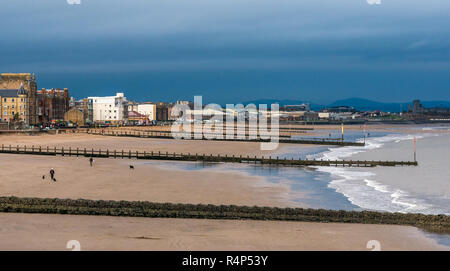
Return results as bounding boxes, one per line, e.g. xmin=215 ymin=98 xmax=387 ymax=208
xmin=1 ymin=0 xmax=449 ymax=103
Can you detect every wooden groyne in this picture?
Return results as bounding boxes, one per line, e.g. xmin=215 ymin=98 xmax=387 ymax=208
xmin=118 ymin=129 xmax=293 ymax=138
xmin=85 ymin=129 xmax=365 ymax=147
xmin=117 ymin=128 xmax=305 ymax=136
xmin=0 ymin=144 xmax=417 ymax=167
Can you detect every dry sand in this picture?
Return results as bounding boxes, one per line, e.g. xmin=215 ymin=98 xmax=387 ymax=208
xmin=0 ymin=133 xmax=292 ymax=157
xmin=0 ymin=127 xmax=448 ymax=250
xmin=0 ymin=213 xmax=446 ymax=251
xmin=0 ymin=153 xmax=296 ymax=207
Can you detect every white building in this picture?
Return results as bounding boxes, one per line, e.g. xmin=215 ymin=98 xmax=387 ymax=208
xmin=88 ymin=93 xmax=128 ymax=123
xmin=128 ymin=102 xmax=157 ymax=121
xmin=318 ymin=112 xmax=330 ymax=119
xmin=136 ymin=104 xmax=156 ymax=121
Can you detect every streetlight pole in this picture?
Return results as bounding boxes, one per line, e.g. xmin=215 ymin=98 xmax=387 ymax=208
xmin=413 ymin=136 xmax=417 ymax=162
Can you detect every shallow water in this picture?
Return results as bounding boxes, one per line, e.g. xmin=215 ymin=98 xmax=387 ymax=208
xmin=143 ymin=160 xmax=359 ymax=210
xmin=312 ymin=129 xmax=450 ymax=215
xmin=143 ymin=125 xmax=450 ymax=247
xmin=310 ymin=125 xmax=450 ymax=247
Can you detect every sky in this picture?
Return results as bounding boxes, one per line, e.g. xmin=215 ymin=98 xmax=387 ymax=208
xmin=1 ymin=0 xmax=450 ymax=104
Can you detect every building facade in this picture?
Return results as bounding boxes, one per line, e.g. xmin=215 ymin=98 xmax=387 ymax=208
xmin=37 ymin=88 xmax=70 ymax=125
xmin=0 ymin=73 xmax=38 ymax=125
xmin=0 ymin=73 xmax=71 ymax=126
xmin=71 ymin=98 xmax=93 ymax=125
xmin=87 ymin=93 xmax=128 ymax=123
xmin=128 ymin=101 xmax=163 ymax=122
xmin=137 ymin=104 xmax=156 ymax=121
xmin=64 ymin=107 xmax=85 ymax=126
xmin=128 ymin=110 xmax=148 ymax=124
xmin=0 ymin=85 xmax=28 ymax=122
xmin=155 ymin=102 xmax=171 ymax=121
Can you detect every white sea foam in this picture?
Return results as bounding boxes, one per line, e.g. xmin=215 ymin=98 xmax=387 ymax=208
xmin=308 ymin=134 xmax=423 ymax=161
xmin=422 ymin=126 xmax=450 ymax=131
xmin=312 ymin=133 xmax=437 ymax=214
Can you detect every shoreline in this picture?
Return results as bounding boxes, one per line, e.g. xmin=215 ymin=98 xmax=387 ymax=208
xmin=0 ymin=124 xmax=449 ymax=250
xmin=314 ymin=130 xmax=450 ymax=215
xmin=311 ymin=128 xmax=450 ymax=246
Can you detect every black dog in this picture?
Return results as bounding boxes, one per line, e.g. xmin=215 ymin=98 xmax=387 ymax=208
xmin=129 ymin=165 xmax=135 ymax=170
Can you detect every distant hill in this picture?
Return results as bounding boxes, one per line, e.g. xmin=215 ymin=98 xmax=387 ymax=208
xmin=239 ymin=98 xmax=450 ymax=112
xmin=421 ymin=100 xmax=450 ymax=108
xmin=327 ymin=98 xmax=450 ymax=112
xmin=240 ymin=99 xmax=324 ymax=111
xmin=327 ymin=98 xmax=408 ymax=112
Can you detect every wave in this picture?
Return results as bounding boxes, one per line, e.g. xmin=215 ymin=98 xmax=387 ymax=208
xmin=422 ymin=126 xmax=450 ymax=131
xmin=307 ymin=134 xmax=422 ymax=161
xmin=312 ymin=133 xmax=440 ymax=214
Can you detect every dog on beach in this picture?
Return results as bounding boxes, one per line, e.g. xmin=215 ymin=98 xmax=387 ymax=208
xmin=129 ymin=165 xmax=135 ymax=170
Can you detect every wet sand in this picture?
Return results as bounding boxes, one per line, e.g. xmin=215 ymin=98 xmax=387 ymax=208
xmin=0 ymin=126 xmax=448 ymax=250
xmin=0 ymin=153 xmax=296 ymax=208
xmin=0 ymin=213 xmax=445 ymax=251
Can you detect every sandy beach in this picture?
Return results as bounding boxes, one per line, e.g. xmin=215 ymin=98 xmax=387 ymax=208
xmin=0 ymin=213 xmax=446 ymax=251
xmin=3 ymin=0 xmax=450 ymax=256
xmin=0 ymin=153 xmax=296 ymax=208
xmin=0 ymin=125 xmax=448 ymax=250
xmin=0 ymin=133 xmax=293 ymax=157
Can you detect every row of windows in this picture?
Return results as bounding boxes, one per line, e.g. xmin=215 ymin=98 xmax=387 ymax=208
xmin=3 ymin=111 xmax=25 ymax=116
xmin=3 ymin=105 xmax=25 ymax=109
xmin=2 ymin=98 xmax=25 ymax=102
xmin=2 ymin=118 xmax=25 ymax=121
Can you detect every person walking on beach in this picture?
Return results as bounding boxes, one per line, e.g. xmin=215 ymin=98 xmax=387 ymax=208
xmin=50 ymin=168 xmax=55 ymax=181
xmin=89 ymin=157 xmax=94 ymax=167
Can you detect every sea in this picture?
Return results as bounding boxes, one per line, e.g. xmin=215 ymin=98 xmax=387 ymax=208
xmin=142 ymin=124 xmax=450 ymax=247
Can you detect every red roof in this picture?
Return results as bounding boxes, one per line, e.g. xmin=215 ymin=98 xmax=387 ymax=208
xmin=128 ymin=111 xmax=146 ymax=118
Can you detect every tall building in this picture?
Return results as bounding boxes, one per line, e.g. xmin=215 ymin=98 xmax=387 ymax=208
xmin=0 ymin=73 xmax=38 ymax=125
xmin=0 ymin=73 xmax=70 ymax=126
xmin=37 ymin=88 xmax=70 ymax=125
xmin=87 ymin=93 xmax=128 ymax=123
xmin=155 ymin=102 xmax=170 ymax=121
xmin=0 ymin=84 xmax=28 ymax=122
xmin=412 ymin=100 xmax=425 ymax=115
